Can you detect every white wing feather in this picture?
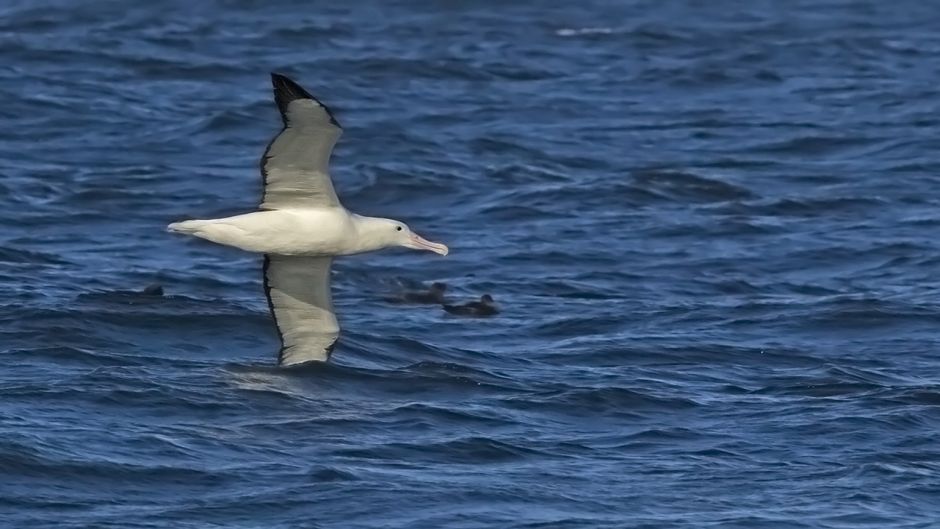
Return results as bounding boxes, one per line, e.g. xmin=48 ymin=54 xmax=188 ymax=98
xmin=263 ymin=255 xmax=339 ymax=366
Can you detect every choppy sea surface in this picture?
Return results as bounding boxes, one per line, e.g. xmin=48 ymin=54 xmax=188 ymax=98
xmin=3 ymin=1 xmax=940 ymax=527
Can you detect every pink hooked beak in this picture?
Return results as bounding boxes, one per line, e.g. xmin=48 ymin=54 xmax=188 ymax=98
xmin=409 ymin=233 xmax=449 ymax=256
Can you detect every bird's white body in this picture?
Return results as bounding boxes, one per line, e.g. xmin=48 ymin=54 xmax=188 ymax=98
xmin=168 ymin=73 xmax=447 ymax=366
xmin=169 ymin=209 xmax=393 ymax=256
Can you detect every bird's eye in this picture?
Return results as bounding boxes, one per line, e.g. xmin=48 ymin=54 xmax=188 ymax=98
xmin=396 ymin=226 xmax=402 ymax=231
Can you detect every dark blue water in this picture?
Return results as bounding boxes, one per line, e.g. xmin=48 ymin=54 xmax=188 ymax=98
xmin=3 ymin=1 xmax=940 ymax=527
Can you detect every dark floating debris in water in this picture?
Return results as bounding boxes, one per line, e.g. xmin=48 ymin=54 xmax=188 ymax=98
xmin=443 ymin=294 xmax=499 ymax=317
xmin=140 ymin=283 xmax=164 ymax=296
xmin=385 ymin=282 xmax=448 ymax=304
xmin=75 ymin=282 xmax=167 ymax=304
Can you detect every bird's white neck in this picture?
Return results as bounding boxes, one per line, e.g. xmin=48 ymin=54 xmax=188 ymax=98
xmin=350 ymin=214 xmax=397 ymax=253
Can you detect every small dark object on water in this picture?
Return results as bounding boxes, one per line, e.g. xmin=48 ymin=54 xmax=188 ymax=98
xmin=141 ymin=283 xmax=164 ymax=296
xmin=386 ymin=282 xmax=447 ymax=304
xmin=443 ymin=294 xmax=499 ymax=317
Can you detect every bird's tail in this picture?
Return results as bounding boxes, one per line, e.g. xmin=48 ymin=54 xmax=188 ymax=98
xmin=167 ymin=219 xmax=209 ymax=235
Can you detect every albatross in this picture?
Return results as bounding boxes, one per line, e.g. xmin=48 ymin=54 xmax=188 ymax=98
xmin=168 ymin=73 xmax=448 ymax=366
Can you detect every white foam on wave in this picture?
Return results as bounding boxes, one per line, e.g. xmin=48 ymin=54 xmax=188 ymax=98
xmin=555 ymin=27 xmax=614 ymax=37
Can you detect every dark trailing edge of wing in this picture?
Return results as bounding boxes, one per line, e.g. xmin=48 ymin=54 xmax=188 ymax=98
xmin=262 ymin=255 xmax=284 ymax=355
xmin=270 ymin=72 xmax=341 ymax=128
xmin=264 ymin=255 xmax=339 ymax=365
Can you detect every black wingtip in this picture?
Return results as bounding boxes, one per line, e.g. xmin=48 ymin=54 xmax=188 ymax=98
xmin=269 ymin=72 xmax=341 ymax=127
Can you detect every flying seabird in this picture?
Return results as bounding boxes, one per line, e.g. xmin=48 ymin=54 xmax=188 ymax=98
xmin=169 ymin=73 xmax=448 ymax=366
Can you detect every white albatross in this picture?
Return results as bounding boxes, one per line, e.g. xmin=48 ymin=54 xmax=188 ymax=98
xmin=168 ymin=73 xmax=448 ymax=366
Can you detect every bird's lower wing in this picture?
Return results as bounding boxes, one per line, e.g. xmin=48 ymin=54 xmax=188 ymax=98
xmin=263 ymin=255 xmax=339 ymax=366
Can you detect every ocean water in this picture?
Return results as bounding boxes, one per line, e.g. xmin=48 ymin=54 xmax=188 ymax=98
xmin=2 ymin=0 xmax=940 ymax=527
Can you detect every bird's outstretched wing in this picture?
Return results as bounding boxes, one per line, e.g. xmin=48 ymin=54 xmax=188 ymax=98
xmin=263 ymin=255 xmax=339 ymax=365
xmin=260 ymin=73 xmax=343 ymax=210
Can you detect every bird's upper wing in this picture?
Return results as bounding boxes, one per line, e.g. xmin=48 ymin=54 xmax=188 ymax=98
xmin=260 ymin=73 xmax=343 ymax=210
xmin=263 ymin=255 xmax=339 ymax=365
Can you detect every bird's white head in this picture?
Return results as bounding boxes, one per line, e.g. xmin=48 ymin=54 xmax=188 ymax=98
xmin=360 ymin=217 xmax=448 ymax=256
